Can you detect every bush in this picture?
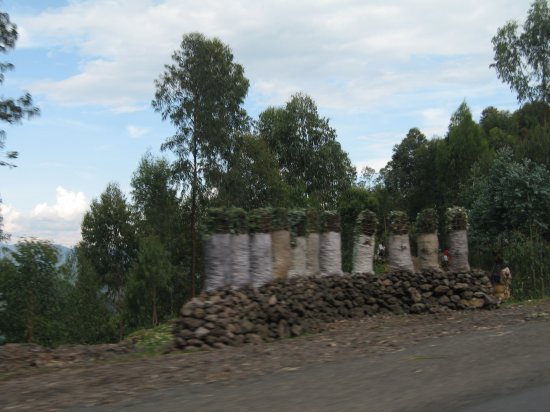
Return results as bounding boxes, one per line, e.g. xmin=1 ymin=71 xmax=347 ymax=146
xmin=499 ymin=231 xmax=550 ymax=300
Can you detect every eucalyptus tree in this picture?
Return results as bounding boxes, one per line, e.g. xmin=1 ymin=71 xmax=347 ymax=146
xmin=491 ymin=0 xmax=550 ymax=104
xmin=0 ymin=10 xmax=39 ymax=167
xmin=152 ymin=33 xmax=249 ymax=296
xmin=80 ymin=182 xmax=137 ymax=338
xmin=258 ymin=93 xmax=355 ymax=209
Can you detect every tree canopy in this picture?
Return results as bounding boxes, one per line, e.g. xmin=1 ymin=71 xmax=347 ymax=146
xmin=491 ymin=0 xmax=550 ymax=104
xmin=153 ymin=32 xmax=250 ymax=296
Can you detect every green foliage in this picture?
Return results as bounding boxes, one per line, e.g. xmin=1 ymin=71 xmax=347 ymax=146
xmin=306 ymin=208 xmax=320 ymax=234
xmin=416 ymin=208 xmax=438 ymax=234
xmin=0 ymin=291 xmax=5 ymax=345
xmin=227 ymin=207 xmax=248 ymax=235
xmin=80 ymin=183 xmax=137 ymax=303
xmin=214 ymin=134 xmax=290 ymax=209
xmin=124 ymin=322 xmax=173 ymax=355
xmin=320 ymin=211 xmax=341 ymax=233
xmin=288 ymin=209 xmax=306 ymax=238
xmin=80 ymin=182 xmax=137 ymax=339
xmin=0 ymin=11 xmax=39 ymax=168
xmin=498 ymin=231 xmax=550 ymax=300
xmin=491 ymin=0 xmax=550 ymax=104
xmin=0 ymin=239 xmax=72 ymax=346
xmin=389 ymin=211 xmax=409 ymax=235
xmin=356 ymin=210 xmax=378 ymax=237
xmin=271 ymin=207 xmax=288 ymax=231
xmin=468 ymin=148 xmax=550 ymax=243
xmin=66 ymin=249 xmax=117 ymax=344
xmin=249 ymin=208 xmax=272 ymax=233
xmin=258 ymin=93 xmax=356 ymax=209
xmin=126 ymin=236 xmax=172 ymax=328
xmin=337 ymin=187 xmax=379 ymax=272
xmin=204 ymin=208 xmax=230 ymax=235
xmin=446 ymin=206 xmax=468 ymax=232
xmin=153 ymin=33 xmax=250 ymax=297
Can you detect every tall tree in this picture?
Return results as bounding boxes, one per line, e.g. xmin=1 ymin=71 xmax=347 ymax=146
xmin=131 ymin=152 xmax=183 ymax=251
xmin=214 ymin=133 xmax=290 ymax=209
xmin=126 ymin=236 xmax=171 ymax=327
xmin=1 ymin=239 xmax=60 ymax=344
xmin=152 ymin=33 xmax=249 ymax=296
xmin=0 ymin=10 xmax=39 ymax=241
xmin=80 ymin=182 xmax=136 ymax=338
xmin=258 ymin=93 xmax=355 ymax=209
xmin=437 ymin=102 xmax=490 ymax=205
xmin=491 ymin=0 xmax=550 ymax=104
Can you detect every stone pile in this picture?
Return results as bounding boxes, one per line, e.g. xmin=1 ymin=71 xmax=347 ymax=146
xmin=173 ymin=269 xmax=497 ymax=351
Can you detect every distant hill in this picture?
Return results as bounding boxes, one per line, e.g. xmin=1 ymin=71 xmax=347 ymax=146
xmin=0 ymin=243 xmax=73 ymax=266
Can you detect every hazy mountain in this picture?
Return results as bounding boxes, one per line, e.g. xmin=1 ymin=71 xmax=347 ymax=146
xmin=0 ymin=243 xmax=73 ymax=265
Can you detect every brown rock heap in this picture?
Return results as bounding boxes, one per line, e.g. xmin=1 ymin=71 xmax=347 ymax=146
xmin=173 ymin=270 xmax=497 ymax=351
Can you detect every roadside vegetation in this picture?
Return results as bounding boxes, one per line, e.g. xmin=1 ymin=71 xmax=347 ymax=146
xmin=2 ymin=0 xmax=550 ymax=346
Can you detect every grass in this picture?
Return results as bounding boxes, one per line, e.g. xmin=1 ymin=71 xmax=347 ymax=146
xmin=124 ymin=322 xmax=174 ymax=355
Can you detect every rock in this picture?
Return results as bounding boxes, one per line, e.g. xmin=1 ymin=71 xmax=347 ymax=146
xmin=434 ymin=285 xmax=450 ymax=295
xmin=194 ymin=327 xmax=210 ymax=339
xmin=193 ymin=308 xmax=206 ymax=319
xmin=408 ymin=287 xmax=422 ymax=303
xmin=182 ymin=317 xmax=204 ymax=330
xmin=438 ymin=295 xmax=450 ymax=305
xmin=268 ymin=295 xmax=278 ymax=305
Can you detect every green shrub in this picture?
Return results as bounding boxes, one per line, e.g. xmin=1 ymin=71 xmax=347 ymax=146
xmin=320 ymin=211 xmax=341 ymax=233
xmin=416 ymin=208 xmax=438 ymax=234
xmin=389 ymin=210 xmax=409 ymax=235
xmin=356 ymin=209 xmax=378 ymax=236
xmin=446 ymin=206 xmax=468 ymax=232
xmin=227 ymin=207 xmax=248 ymax=235
xmin=249 ymin=208 xmax=272 ymax=233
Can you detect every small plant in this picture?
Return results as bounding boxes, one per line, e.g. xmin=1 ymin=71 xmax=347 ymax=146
xmin=203 ymin=208 xmax=230 ymax=236
xmin=320 ymin=211 xmax=341 ymax=233
xmin=249 ymin=208 xmax=273 ymax=233
xmin=389 ymin=210 xmax=409 ymax=235
xmin=125 ymin=322 xmax=174 ymax=355
xmin=227 ymin=207 xmax=248 ymax=235
xmin=356 ymin=209 xmax=378 ymax=236
xmin=272 ymin=207 xmax=289 ymax=231
xmin=416 ymin=208 xmax=438 ymax=234
xmin=306 ymin=208 xmax=320 ymax=233
xmin=288 ymin=209 xmax=307 ymax=245
xmin=446 ymin=206 xmax=468 ymax=232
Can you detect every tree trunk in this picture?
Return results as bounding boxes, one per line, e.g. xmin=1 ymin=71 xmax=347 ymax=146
xmin=25 ymin=293 xmax=34 ymax=343
xmin=152 ymin=287 xmax=158 ymax=327
xmin=191 ymin=137 xmax=198 ymax=297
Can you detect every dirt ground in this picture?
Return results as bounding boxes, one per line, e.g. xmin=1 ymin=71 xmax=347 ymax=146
xmin=1 ymin=300 xmax=550 ymax=411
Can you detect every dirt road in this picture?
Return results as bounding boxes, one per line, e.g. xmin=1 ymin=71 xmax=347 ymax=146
xmin=2 ymin=301 xmax=550 ymax=411
xmin=69 ymin=319 xmax=550 ymax=412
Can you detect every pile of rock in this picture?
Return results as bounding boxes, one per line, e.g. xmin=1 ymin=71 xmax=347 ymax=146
xmin=173 ymin=269 xmax=497 ymax=351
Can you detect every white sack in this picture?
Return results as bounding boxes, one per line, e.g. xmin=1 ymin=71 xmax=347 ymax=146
xmin=417 ymin=233 xmax=440 ymax=271
xmin=250 ymin=233 xmax=272 ymax=288
xmin=449 ymin=230 xmax=470 ymax=272
xmin=320 ymin=231 xmax=342 ymax=276
xmin=289 ymin=236 xmax=307 ymax=278
xmin=204 ymin=233 xmax=231 ymax=291
xmin=272 ymin=230 xmax=291 ymax=280
xmin=231 ymin=233 xmax=250 ymax=288
xmin=388 ymin=233 xmax=414 ymax=272
xmin=306 ymin=233 xmax=320 ymax=276
xmin=352 ymin=234 xmax=375 ymax=274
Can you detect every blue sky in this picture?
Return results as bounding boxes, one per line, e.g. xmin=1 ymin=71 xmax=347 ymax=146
xmin=0 ymin=0 xmax=529 ymax=246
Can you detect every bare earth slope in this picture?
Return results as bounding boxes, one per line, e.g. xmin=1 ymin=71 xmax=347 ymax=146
xmin=1 ymin=300 xmax=549 ymax=411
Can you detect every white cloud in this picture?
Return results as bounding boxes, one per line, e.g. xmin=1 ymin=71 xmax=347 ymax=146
xmin=2 ymin=187 xmax=88 ymax=246
xmin=16 ymin=0 xmax=532 ymax=113
xmin=127 ymin=125 xmax=150 ymax=139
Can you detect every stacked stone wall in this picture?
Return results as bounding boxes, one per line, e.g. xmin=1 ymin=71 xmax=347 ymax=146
xmin=173 ymin=269 xmax=496 ymax=350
